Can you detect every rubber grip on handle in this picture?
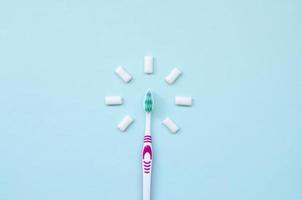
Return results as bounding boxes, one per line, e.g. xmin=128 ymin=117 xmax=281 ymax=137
xmin=142 ymin=135 xmax=153 ymax=200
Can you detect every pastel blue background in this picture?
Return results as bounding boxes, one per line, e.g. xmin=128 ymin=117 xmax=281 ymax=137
xmin=0 ymin=0 xmax=301 ymax=199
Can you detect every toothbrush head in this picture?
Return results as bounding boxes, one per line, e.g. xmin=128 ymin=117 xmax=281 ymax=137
xmin=144 ymin=90 xmax=153 ymax=113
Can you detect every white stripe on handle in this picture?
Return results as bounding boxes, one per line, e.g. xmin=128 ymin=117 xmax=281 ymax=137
xmin=142 ymin=135 xmax=153 ymax=200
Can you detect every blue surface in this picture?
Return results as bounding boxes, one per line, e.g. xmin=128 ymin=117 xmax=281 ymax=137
xmin=0 ymin=0 xmax=302 ymax=199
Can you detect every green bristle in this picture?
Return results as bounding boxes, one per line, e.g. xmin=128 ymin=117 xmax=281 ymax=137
xmin=145 ymin=91 xmax=153 ymax=113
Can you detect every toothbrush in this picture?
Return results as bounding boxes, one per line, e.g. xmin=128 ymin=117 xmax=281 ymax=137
xmin=142 ymin=90 xmax=153 ymax=200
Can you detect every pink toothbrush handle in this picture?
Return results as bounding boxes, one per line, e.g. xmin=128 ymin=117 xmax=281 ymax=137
xmin=142 ymin=135 xmax=153 ymax=200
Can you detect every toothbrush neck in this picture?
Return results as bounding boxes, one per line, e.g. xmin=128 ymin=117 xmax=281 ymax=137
xmin=145 ymin=112 xmax=151 ymax=135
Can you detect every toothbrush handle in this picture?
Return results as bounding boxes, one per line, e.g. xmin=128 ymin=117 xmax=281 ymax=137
xmin=142 ymin=135 xmax=153 ymax=200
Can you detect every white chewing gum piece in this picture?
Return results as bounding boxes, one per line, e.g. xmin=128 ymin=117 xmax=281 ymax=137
xmin=115 ymin=66 xmax=132 ymax=83
xmin=117 ymin=115 xmax=134 ymax=132
xmin=162 ymin=117 xmax=180 ymax=133
xmin=105 ymin=96 xmax=123 ymax=105
xmin=175 ymin=96 xmax=192 ymax=106
xmin=144 ymin=55 xmax=153 ymax=74
xmin=165 ymin=68 xmax=182 ymax=85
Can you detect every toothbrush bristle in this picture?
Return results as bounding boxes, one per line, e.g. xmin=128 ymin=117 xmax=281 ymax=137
xmin=145 ymin=91 xmax=153 ymax=113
